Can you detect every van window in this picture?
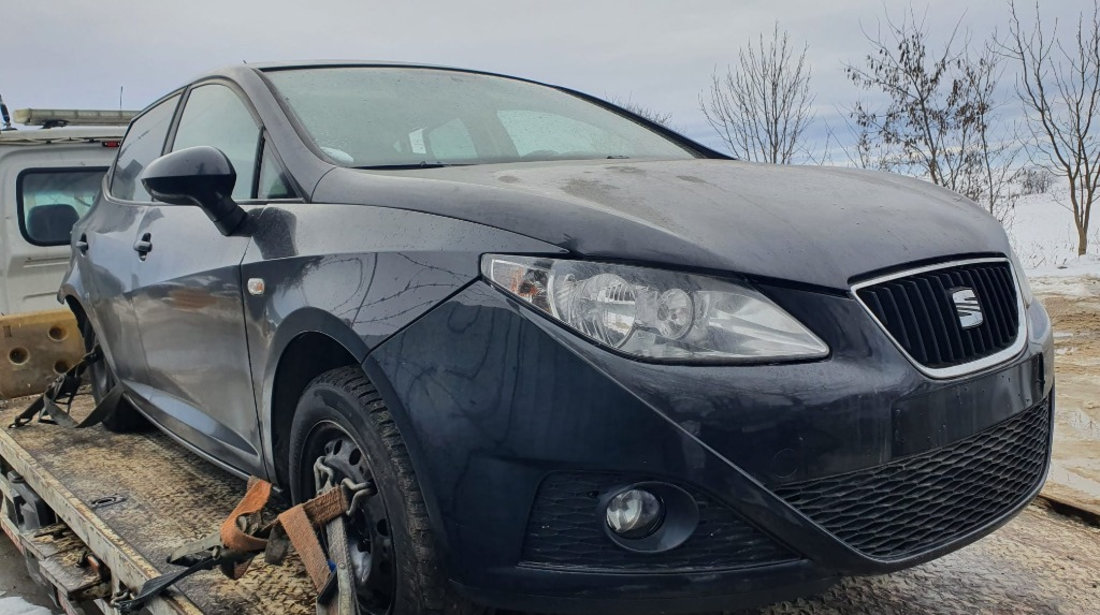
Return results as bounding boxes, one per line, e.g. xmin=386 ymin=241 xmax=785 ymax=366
xmin=18 ymin=168 xmax=107 ymax=246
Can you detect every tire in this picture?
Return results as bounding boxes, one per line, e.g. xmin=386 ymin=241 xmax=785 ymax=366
xmin=288 ymin=366 xmax=479 ymax=615
xmin=80 ymin=319 xmax=148 ymax=433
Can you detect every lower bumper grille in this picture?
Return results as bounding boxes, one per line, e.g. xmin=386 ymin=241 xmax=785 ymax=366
xmin=775 ymin=398 xmax=1051 ymax=559
xmin=521 ymin=473 xmax=795 ymax=571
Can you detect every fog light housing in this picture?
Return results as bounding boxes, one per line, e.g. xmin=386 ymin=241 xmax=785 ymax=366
xmin=606 ymin=488 xmax=664 ymax=538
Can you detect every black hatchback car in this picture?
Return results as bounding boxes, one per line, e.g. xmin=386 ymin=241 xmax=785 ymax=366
xmin=62 ymin=62 xmax=1054 ymax=614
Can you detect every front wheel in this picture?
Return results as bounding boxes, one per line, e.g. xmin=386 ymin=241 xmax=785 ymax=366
xmin=288 ymin=367 xmax=479 ymax=615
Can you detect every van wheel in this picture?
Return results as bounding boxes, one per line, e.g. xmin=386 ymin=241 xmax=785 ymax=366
xmin=80 ymin=321 xmax=147 ymax=433
xmin=288 ymin=366 xmax=479 ymax=615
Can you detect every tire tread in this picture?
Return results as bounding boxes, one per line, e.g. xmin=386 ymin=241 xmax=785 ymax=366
xmin=305 ymin=366 xmax=478 ymax=615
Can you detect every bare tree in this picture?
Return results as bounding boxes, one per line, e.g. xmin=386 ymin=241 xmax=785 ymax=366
xmin=843 ymin=104 xmax=900 ymax=171
xmin=1004 ymin=1 xmax=1100 ymax=255
xmin=1019 ymin=166 xmax=1054 ymax=194
xmin=608 ymin=96 xmax=673 ymax=127
xmin=700 ymin=24 xmax=814 ymax=164
xmin=846 ymin=10 xmax=1019 ymax=219
xmin=960 ymin=44 xmax=1022 ymax=218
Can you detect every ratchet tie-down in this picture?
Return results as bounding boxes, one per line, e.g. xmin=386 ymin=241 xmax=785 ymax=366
xmin=113 ymin=468 xmax=375 ymax=615
xmin=8 ymin=346 xmax=122 ymax=429
xmin=8 ymin=349 xmax=374 ymax=614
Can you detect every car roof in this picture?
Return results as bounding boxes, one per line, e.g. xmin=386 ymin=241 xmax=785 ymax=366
xmin=196 ymin=60 xmax=531 ymax=87
xmin=244 ymin=59 xmax=464 ymax=71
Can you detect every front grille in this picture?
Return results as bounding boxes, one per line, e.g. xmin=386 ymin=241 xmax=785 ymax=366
xmin=521 ymin=473 xmax=795 ymax=571
xmin=855 ymin=260 xmax=1021 ymax=370
xmin=774 ymin=399 xmax=1051 ymax=559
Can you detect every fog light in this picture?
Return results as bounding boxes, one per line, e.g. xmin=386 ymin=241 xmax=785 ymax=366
xmin=606 ymin=488 xmax=664 ymax=538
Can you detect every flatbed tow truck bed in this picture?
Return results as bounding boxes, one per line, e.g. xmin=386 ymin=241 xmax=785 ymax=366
xmin=0 ymin=394 xmax=313 ymax=615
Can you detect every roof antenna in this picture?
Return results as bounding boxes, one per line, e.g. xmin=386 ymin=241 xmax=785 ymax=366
xmin=0 ymin=93 xmax=12 ymax=130
xmin=119 ymin=86 xmax=123 ymax=111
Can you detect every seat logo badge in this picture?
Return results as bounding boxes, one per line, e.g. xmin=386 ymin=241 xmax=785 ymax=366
xmin=951 ymin=288 xmax=983 ymax=329
xmin=247 ymin=278 xmax=266 ymax=296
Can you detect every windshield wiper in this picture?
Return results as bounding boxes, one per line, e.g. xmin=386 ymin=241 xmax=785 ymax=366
xmin=606 ymin=155 xmax=631 ymax=159
xmin=357 ymin=161 xmax=466 ymax=170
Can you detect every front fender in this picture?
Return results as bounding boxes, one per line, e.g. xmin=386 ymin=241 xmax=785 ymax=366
xmin=242 ymin=203 xmax=562 ymax=484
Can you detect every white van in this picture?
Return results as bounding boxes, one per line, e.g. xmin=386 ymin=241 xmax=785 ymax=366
xmin=1 ymin=110 xmax=133 ymax=315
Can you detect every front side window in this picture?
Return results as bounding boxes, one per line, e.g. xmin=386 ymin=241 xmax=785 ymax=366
xmin=172 ymin=84 xmax=260 ymax=200
xmin=110 ymin=94 xmax=180 ymax=201
xmin=264 ymin=67 xmax=697 ymax=167
xmin=18 ymin=168 xmax=107 ymax=245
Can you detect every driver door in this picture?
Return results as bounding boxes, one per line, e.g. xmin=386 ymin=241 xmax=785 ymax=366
xmin=127 ymin=83 xmax=268 ymax=476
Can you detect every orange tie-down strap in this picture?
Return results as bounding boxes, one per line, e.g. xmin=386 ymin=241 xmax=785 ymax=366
xmin=114 ymin=478 xmax=352 ymax=614
xmin=218 ymin=476 xmax=349 ymax=588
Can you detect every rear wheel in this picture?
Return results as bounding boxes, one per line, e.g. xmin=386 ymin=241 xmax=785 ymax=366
xmin=80 ymin=320 xmax=147 ymax=432
xmin=288 ymin=366 xmax=479 ymax=615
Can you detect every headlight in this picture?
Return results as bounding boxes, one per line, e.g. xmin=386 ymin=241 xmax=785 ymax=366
xmin=482 ymin=255 xmax=829 ymax=363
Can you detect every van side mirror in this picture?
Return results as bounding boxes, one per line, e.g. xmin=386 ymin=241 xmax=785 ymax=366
xmin=141 ymin=146 xmax=247 ymax=236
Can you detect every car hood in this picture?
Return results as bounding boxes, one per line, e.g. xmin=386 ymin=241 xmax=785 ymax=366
xmin=312 ymin=159 xmax=1012 ymax=290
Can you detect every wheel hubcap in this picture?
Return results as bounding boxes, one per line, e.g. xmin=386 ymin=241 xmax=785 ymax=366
xmin=306 ymin=425 xmax=395 ymax=614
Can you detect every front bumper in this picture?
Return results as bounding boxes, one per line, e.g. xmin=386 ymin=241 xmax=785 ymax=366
xmin=363 ymin=279 xmax=1054 ymax=613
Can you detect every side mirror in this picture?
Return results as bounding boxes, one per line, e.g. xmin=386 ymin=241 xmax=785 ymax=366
xmin=141 ymin=146 xmax=247 ymax=236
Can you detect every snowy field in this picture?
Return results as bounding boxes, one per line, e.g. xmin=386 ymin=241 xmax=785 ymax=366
xmin=1007 ymin=192 xmax=1100 ymax=286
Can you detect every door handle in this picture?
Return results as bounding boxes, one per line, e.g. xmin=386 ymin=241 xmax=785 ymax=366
xmin=76 ymin=234 xmax=89 ymax=254
xmin=134 ymin=233 xmax=152 ymax=259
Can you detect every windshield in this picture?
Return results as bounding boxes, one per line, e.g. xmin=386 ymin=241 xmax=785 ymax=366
xmin=264 ymin=67 xmax=697 ymax=167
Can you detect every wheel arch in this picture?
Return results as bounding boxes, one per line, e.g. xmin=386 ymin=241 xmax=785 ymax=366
xmin=261 ymin=307 xmax=456 ymax=571
xmin=263 ymin=308 xmax=369 ymax=488
xmin=60 ymin=292 xmax=92 ymax=350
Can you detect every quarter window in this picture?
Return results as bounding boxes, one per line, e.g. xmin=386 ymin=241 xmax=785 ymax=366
xmin=257 ymin=141 xmax=294 ymax=200
xmin=172 ymin=84 xmax=260 ymax=201
xmin=18 ymin=168 xmax=107 ymax=245
xmin=110 ymin=94 xmax=180 ymax=201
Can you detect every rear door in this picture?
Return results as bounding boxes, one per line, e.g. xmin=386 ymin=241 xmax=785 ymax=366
xmin=74 ymin=95 xmax=181 ymax=382
xmin=127 ymin=82 xmax=285 ymax=476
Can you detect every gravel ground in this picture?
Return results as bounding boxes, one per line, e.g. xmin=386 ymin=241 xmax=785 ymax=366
xmin=1036 ymin=281 xmax=1100 ymax=516
xmin=0 ymin=537 xmax=58 ymax=614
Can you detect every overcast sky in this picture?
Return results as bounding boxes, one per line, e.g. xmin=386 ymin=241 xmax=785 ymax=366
xmin=0 ymin=0 xmax=1087 ymax=156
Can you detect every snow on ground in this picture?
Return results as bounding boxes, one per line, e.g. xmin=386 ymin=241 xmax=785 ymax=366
xmin=1006 ymin=192 xmax=1100 ymax=285
xmin=1030 ymin=273 xmax=1100 ymax=298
